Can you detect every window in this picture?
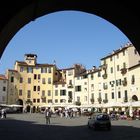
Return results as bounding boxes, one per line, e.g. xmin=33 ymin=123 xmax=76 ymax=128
xmin=33 ymin=99 xmax=36 ymax=103
xmin=131 ymin=75 xmax=135 ymax=84
xmin=77 ymin=96 xmax=80 ymax=102
xmin=48 ymin=67 xmax=51 ymax=73
xmin=91 ymin=84 xmax=94 ymax=91
xmin=55 ymin=90 xmax=58 ymax=96
xmin=3 ymin=87 xmax=6 ymax=91
xmin=91 ymin=74 xmax=94 ymax=80
xmin=33 ymin=86 xmax=36 ymax=91
xmin=11 ymin=76 xmax=14 ymax=82
xmin=123 ymin=62 xmax=126 ymax=68
xmin=27 ymin=90 xmax=31 ymax=98
xmin=20 ymin=67 xmax=24 ymax=72
xmin=42 ymin=78 xmax=46 ymax=84
xmin=110 ymin=57 xmax=112 ymax=61
xmin=105 ymin=93 xmax=108 ymax=100
xmin=118 ymin=91 xmax=121 ymax=98
xmin=84 ymin=96 xmax=87 ymax=101
xmin=98 ymin=71 xmax=101 ymax=77
xmin=37 ymin=86 xmax=40 ymax=91
xmin=123 ymin=50 xmax=125 ymax=56
xmin=55 ymin=99 xmax=58 ymax=103
xmin=48 ymin=99 xmax=52 ymax=103
xmin=34 ymin=74 xmax=37 ymax=79
xmin=37 ymin=99 xmax=40 ymax=103
xmin=48 ymin=78 xmax=51 ymax=84
xmin=117 ymin=65 xmax=120 ymax=71
xmin=116 ymin=80 xmax=118 ymax=86
xmin=91 ymin=93 xmax=94 ymax=99
xmin=60 ymin=99 xmax=64 ymax=103
xmin=118 ymin=79 xmax=122 ymax=85
xmin=20 ymin=77 xmax=23 ymax=83
xmin=48 ymin=90 xmax=51 ymax=96
xmin=75 ymin=86 xmax=81 ymax=92
xmin=69 ymin=80 xmax=72 ymax=85
xmin=110 ymin=67 xmax=113 ymax=73
xmin=42 ymin=90 xmax=45 ymax=96
xmin=42 ymin=98 xmax=46 ymax=103
xmin=68 ymin=70 xmax=73 ymax=76
xmin=68 ymin=91 xmax=72 ymax=99
xmin=41 ymin=67 xmax=47 ymax=73
xmin=38 ymin=74 xmax=41 ymax=80
xmin=28 ymin=78 xmax=31 ymax=84
xmin=111 ymin=92 xmax=114 ymax=99
xmin=19 ymin=90 xmax=22 ymax=96
xmin=124 ymin=90 xmax=128 ymax=100
xmin=84 ymin=82 xmax=87 ymax=85
xmin=27 ymin=67 xmax=33 ymax=73
xmin=60 ymin=90 xmax=66 ymax=96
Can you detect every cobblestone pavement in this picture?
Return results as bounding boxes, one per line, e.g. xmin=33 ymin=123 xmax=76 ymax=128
xmin=0 ymin=113 xmax=140 ymax=140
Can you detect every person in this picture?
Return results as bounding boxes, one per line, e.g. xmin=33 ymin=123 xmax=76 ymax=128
xmin=44 ymin=108 xmax=51 ymax=124
xmin=1 ymin=108 xmax=6 ymax=119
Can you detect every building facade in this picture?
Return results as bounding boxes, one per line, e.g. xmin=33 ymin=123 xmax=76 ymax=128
xmin=0 ymin=74 xmax=8 ymax=104
xmin=4 ymin=43 xmax=140 ymax=112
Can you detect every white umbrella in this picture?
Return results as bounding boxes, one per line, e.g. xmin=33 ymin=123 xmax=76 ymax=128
xmin=10 ymin=104 xmax=23 ymax=107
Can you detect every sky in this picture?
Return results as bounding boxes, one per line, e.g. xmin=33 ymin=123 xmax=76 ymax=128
xmin=0 ymin=11 xmax=130 ymax=74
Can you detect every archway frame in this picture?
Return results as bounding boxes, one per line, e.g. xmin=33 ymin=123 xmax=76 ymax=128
xmin=0 ymin=0 xmax=140 ymax=58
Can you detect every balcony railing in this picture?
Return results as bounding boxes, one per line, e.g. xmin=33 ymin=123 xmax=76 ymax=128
xmin=102 ymin=74 xmax=107 ymax=79
xmin=120 ymin=68 xmax=127 ymax=75
xmin=103 ymin=99 xmax=108 ymax=103
xmin=122 ymin=80 xmax=127 ymax=86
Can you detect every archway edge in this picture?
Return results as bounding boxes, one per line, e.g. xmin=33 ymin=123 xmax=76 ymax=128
xmin=0 ymin=0 xmax=140 ymax=58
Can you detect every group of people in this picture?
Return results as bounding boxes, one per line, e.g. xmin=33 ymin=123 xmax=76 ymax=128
xmin=0 ymin=108 xmax=7 ymax=119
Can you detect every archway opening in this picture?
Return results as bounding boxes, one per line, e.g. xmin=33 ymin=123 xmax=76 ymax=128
xmin=132 ymin=95 xmax=138 ymax=102
xmin=0 ymin=11 xmax=130 ymax=74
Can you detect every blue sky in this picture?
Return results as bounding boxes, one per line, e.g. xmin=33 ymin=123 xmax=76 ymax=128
xmin=0 ymin=11 xmax=130 ymax=74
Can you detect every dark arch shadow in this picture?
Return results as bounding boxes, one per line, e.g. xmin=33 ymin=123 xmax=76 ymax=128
xmin=0 ymin=1 xmax=140 ymax=58
xmin=0 ymin=114 xmax=140 ymax=140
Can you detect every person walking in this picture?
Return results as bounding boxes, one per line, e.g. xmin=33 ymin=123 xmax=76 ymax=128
xmin=44 ymin=108 xmax=51 ymax=124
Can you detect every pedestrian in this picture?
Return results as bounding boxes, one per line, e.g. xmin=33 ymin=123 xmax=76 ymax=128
xmin=44 ymin=108 xmax=51 ymax=124
xmin=1 ymin=108 xmax=6 ymax=119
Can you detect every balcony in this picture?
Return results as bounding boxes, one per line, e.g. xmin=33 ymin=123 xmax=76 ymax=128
xmin=103 ymin=99 xmax=108 ymax=103
xmin=120 ymin=68 xmax=127 ymax=75
xmin=122 ymin=80 xmax=127 ymax=86
xmin=67 ymin=83 xmax=73 ymax=88
xmin=102 ymin=73 xmax=107 ymax=79
xmin=101 ymin=64 xmax=107 ymax=70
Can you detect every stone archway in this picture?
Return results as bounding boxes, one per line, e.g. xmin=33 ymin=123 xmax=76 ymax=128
xmin=0 ymin=1 xmax=140 ymax=58
xmin=16 ymin=99 xmax=23 ymax=105
xmin=26 ymin=105 xmax=31 ymax=113
xmin=132 ymin=95 xmax=138 ymax=101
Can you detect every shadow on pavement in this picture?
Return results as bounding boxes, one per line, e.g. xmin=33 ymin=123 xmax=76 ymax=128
xmin=0 ymin=116 xmax=140 ymax=140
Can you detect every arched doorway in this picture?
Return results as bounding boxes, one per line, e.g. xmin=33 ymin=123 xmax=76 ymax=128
xmin=16 ymin=99 xmax=23 ymax=105
xmin=16 ymin=99 xmax=23 ymax=112
xmin=26 ymin=105 xmax=31 ymax=113
xmin=132 ymin=95 xmax=138 ymax=101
